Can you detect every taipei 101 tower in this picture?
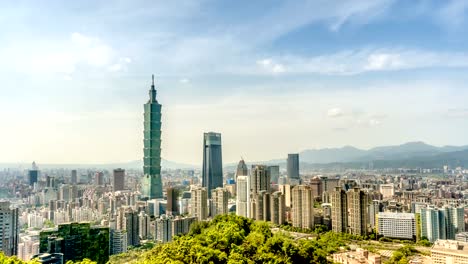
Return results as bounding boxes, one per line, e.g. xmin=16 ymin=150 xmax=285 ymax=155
xmin=142 ymin=75 xmax=163 ymax=199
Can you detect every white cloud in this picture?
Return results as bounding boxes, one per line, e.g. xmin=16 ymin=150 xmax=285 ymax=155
xmin=108 ymin=57 xmax=132 ymax=72
xmin=256 ymin=59 xmax=286 ymax=74
xmin=327 ymin=107 xmax=386 ymax=128
xmin=327 ymin=108 xmax=344 ymax=118
xmin=257 ymin=49 xmax=468 ymax=75
xmin=179 ymin=78 xmax=190 ymax=84
xmin=327 ymin=0 xmax=394 ymax=32
xmin=356 ymin=118 xmax=382 ymax=127
xmin=364 ymin=53 xmax=403 ymax=70
xmin=2 ymin=32 xmax=130 ymax=77
xmin=71 ymin=32 xmax=93 ymax=47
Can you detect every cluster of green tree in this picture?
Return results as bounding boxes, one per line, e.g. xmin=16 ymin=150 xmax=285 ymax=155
xmin=279 ymin=223 xmax=329 ymax=234
xmin=0 ymin=252 xmax=97 ymax=264
xmin=384 ymin=245 xmax=419 ymax=264
xmin=110 ymin=214 xmax=366 ymax=264
xmin=0 ymin=252 xmax=31 ymax=264
xmin=378 ymin=236 xmax=432 ymax=247
xmin=39 ymin=223 xmax=109 ymax=264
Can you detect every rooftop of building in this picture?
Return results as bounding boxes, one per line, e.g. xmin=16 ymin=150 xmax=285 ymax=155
xmin=377 ymin=212 xmax=415 ymax=219
xmin=333 ymin=248 xmax=381 ymax=264
xmin=432 ymin=240 xmax=468 ymax=255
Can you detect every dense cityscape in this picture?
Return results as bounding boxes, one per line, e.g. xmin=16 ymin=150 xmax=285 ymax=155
xmin=0 ymin=76 xmax=466 ymax=264
xmin=3 ymin=1 xmax=468 ymax=264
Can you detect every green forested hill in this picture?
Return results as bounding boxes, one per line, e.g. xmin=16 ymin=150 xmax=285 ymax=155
xmin=110 ymin=214 xmax=356 ymax=264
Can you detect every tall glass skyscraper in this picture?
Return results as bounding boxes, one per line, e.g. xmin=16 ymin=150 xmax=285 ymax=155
xmin=287 ymin=153 xmax=300 ymax=179
xmin=142 ymin=75 xmax=163 ymax=199
xmin=202 ymin=132 xmax=223 ymax=198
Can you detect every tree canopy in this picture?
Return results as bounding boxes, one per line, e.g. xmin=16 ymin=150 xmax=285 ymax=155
xmin=110 ymin=214 xmax=361 ymax=264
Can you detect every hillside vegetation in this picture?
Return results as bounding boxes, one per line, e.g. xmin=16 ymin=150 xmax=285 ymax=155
xmin=110 ymin=214 xmax=360 ymax=264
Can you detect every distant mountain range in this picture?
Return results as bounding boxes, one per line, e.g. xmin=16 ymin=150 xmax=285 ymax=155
xmin=299 ymin=141 xmax=468 ymax=164
xmin=3 ymin=142 xmax=468 ymax=171
xmin=227 ymin=141 xmax=468 ymax=170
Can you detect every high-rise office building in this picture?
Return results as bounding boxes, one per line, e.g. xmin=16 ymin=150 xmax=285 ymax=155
xmin=71 ymin=170 xmax=77 ymax=184
xmin=330 ymin=187 xmax=348 ymax=233
xmin=236 ymin=159 xmax=248 ymax=178
xmin=287 ymin=154 xmax=300 ymax=180
xmin=95 ymin=172 xmax=104 ymax=186
xmin=202 ymin=132 xmax=223 ymax=198
xmin=46 ymin=176 xmax=56 ymax=188
xmin=250 ymin=165 xmax=271 ymax=194
xmin=421 ymin=206 xmax=465 ymax=242
xmin=191 ymin=186 xmax=208 ymax=221
xmin=270 ymin=191 xmax=286 ymax=225
xmin=0 ymin=201 xmax=19 ymax=256
xmin=348 ymin=188 xmax=368 ymax=236
xmin=29 ymin=162 xmax=39 ymax=187
xmin=422 ymin=206 xmax=445 ymax=242
xmin=166 ymin=187 xmax=179 ymax=216
xmin=113 ymin=169 xmax=125 ymax=192
xmin=268 ymin=165 xmax=280 ymax=184
xmin=236 ymin=175 xmax=250 ymax=218
xmin=291 ymin=185 xmax=314 ymax=229
xmin=444 ymin=206 xmax=465 ymax=239
xmin=142 ymin=75 xmax=163 ymax=199
xmin=210 ymin=188 xmax=228 ymax=217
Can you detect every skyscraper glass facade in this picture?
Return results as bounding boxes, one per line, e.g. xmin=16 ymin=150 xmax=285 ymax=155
xmin=142 ymin=75 xmax=163 ymax=199
xmin=202 ymin=132 xmax=223 ymax=198
xmin=287 ymin=154 xmax=299 ymax=179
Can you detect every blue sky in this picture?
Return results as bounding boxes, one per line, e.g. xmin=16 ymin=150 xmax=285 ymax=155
xmin=1 ymin=0 xmax=468 ymax=165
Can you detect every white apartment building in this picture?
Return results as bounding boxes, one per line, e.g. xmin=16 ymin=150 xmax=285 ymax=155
xmin=377 ymin=212 xmax=416 ymax=240
xmin=236 ymin=176 xmax=250 ymax=218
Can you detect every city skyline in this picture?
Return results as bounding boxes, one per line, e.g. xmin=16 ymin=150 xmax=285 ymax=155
xmin=2 ymin=2 xmax=468 ymax=264
xmin=2 ymin=1 xmax=468 ymax=165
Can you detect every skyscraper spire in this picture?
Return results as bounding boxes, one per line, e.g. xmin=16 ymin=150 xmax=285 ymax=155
xmin=149 ymin=74 xmax=157 ymax=103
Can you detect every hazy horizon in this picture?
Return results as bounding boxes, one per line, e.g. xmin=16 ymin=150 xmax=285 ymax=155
xmin=1 ymin=140 xmax=467 ymax=167
xmin=2 ymin=1 xmax=468 ymax=165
